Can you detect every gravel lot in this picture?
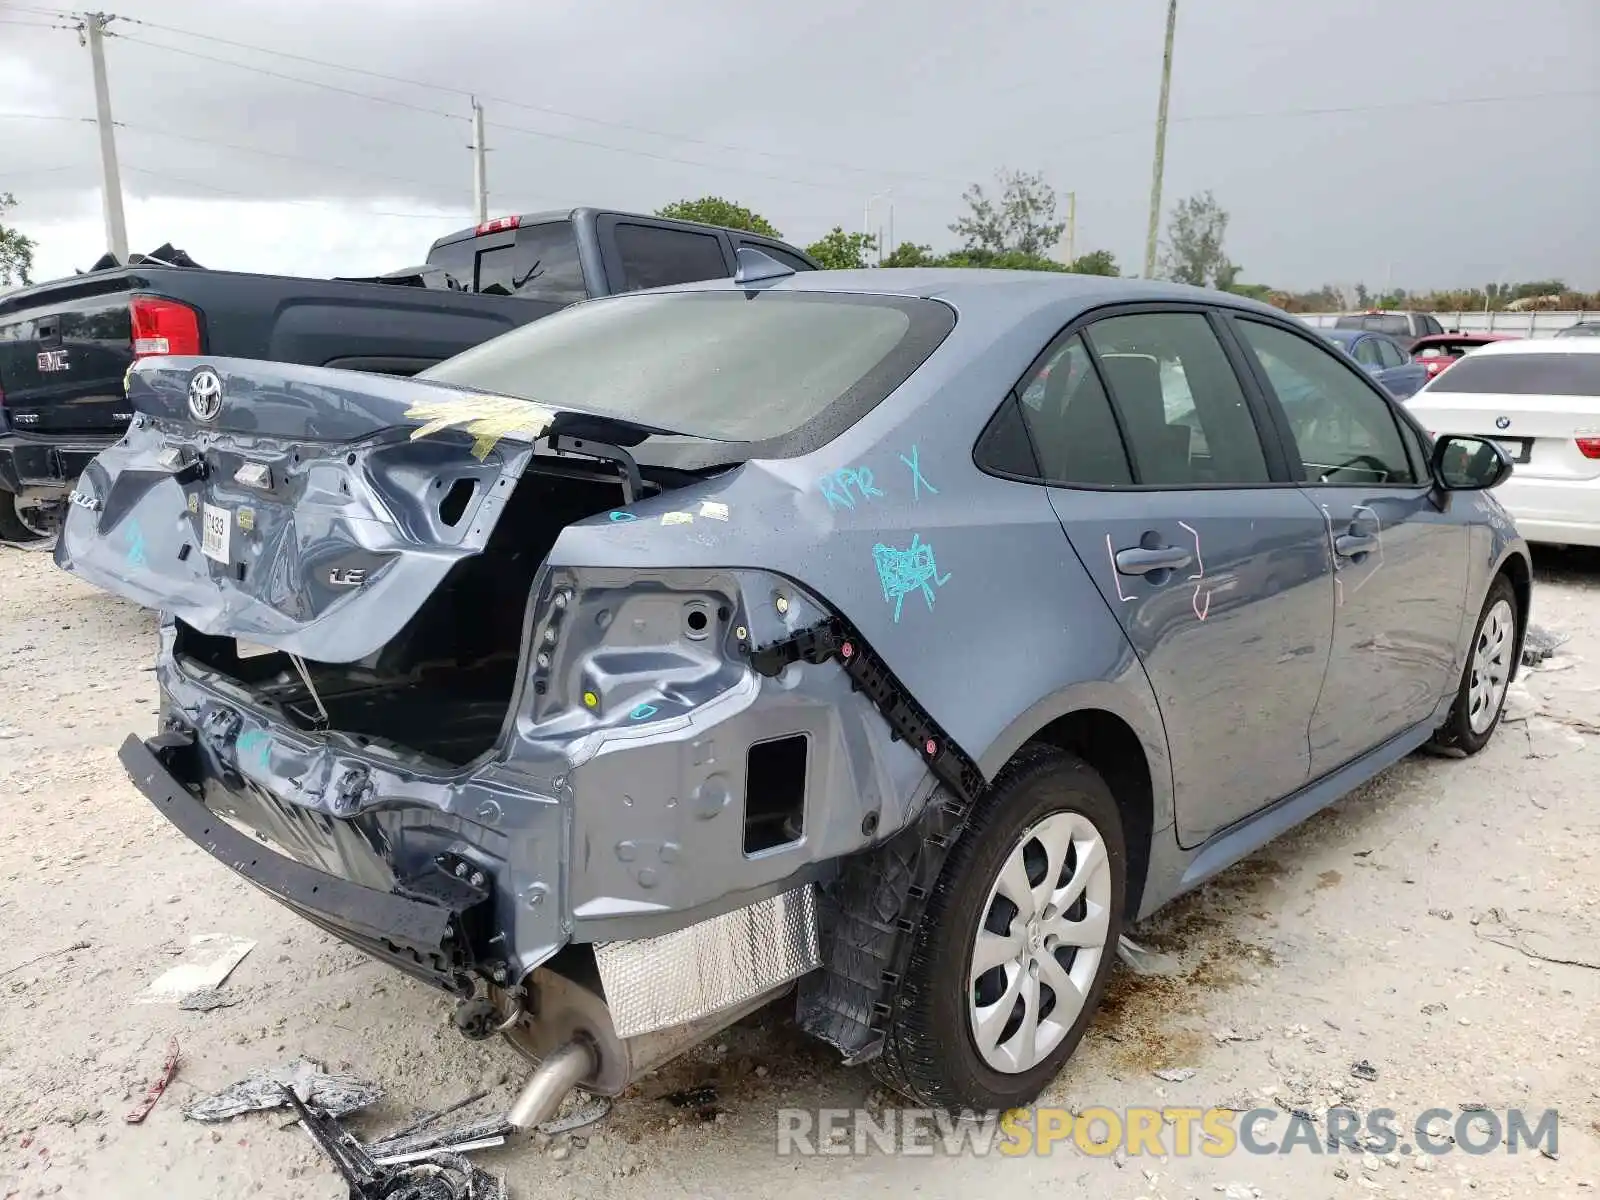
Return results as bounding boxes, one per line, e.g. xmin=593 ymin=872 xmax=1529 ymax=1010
xmin=1 ymin=545 xmax=1597 ymax=1199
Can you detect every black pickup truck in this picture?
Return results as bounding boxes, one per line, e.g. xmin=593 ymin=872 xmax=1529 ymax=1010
xmin=0 ymin=207 xmax=817 ymax=540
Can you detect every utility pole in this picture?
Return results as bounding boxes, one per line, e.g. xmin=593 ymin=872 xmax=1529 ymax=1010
xmin=470 ymin=97 xmax=488 ymax=224
xmin=81 ymin=12 xmax=128 ymax=262
xmin=1143 ymin=0 xmax=1178 ymax=279
xmin=1064 ymin=191 xmax=1076 ymax=266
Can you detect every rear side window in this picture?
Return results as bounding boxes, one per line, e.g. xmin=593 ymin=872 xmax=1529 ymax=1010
xmin=420 ymin=290 xmax=953 ymax=452
xmin=476 ymin=223 xmax=586 ymax=303
xmin=1237 ymin=319 xmax=1415 ymax=485
xmin=1352 ymin=338 xmax=1384 ymax=367
xmin=1427 ymin=352 xmax=1600 ymax=396
xmin=613 ymin=225 xmax=728 ymax=291
xmin=426 ymin=223 xmax=587 ymax=303
xmin=1006 ymin=334 xmax=1133 ymax=485
xmin=1085 ymin=312 xmax=1272 ymax=485
xmin=1376 ymin=338 xmax=1406 ymax=368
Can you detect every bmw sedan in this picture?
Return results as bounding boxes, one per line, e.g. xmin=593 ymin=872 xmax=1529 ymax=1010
xmin=56 ymin=265 xmax=1529 ymax=1118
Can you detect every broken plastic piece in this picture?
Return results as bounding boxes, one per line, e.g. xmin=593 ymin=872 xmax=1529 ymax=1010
xmin=136 ymin=933 xmax=255 ymax=1004
xmin=125 ymin=1036 xmax=180 ymax=1124
xmin=1116 ymin=934 xmax=1182 ymax=977
xmin=184 ymin=1059 xmax=382 ymax=1123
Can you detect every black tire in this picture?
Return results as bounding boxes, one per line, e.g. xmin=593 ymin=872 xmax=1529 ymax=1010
xmin=0 ymin=491 xmax=43 ymax=544
xmin=873 ymin=743 xmax=1127 ymax=1110
xmin=1427 ymin=574 xmax=1520 ymax=756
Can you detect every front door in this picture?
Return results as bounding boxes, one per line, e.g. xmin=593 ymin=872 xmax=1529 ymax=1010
xmin=1011 ymin=309 xmax=1337 ymax=847
xmin=1228 ymin=317 xmax=1469 ymax=773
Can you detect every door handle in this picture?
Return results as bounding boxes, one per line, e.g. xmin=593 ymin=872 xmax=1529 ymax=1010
xmin=1115 ymin=545 xmax=1193 ymax=576
xmin=1334 ymin=533 xmax=1376 ymax=558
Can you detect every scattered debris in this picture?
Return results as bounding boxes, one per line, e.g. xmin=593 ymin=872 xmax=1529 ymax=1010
xmin=1420 ymin=1001 xmax=1448 ymax=1016
xmin=136 ymin=933 xmax=255 ymax=1004
xmin=367 ymin=1115 xmax=511 ymax=1166
xmin=283 ymin=1085 xmax=506 ymax=1200
xmin=1474 ymin=908 xmax=1600 ymax=970
xmin=376 ymin=1091 xmax=491 ymax=1146
xmin=184 ymin=1059 xmax=381 ymax=1123
xmin=1333 ymin=1165 xmax=1350 ymax=1180
xmin=1212 ymin=1027 xmax=1261 ymax=1046
xmin=124 ymin=1037 xmax=180 ymax=1124
xmin=177 ymin=988 xmax=239 ymax=1012
xmin=664 ymin=1084 xmax=722 ymax=1121
xmin=1459 ymin=1102 xmax=1488 ymax=1113
xmin=1428 ymin=907 xmax=1453 ymax=921
xmin=1216 ymin=1184 xmax=1261 ymax=1199
xmin=538 ymin=1092 xmax=611 ymax=1137
xmin=1153 ymin=1068 xmax=1197 ymax=1083
xmin=1522 ymin=624 xmax=1569 ymax=666
xmin=1350 ymin=1060 xmax=1380 ymax=1082
xmin=1116 ymin=934 xmax=1182 ymax=976
xmin=1 ymin=939 xmax=90 ymax=980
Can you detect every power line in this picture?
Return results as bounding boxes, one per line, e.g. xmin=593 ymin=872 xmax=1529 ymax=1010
xmin=0 ymin=16 xmax=72 ymax=27
xmin=114 ymin=14 xmax=973 ymax=188
xmin=0 ymin=111 xmax=92 ymax=122
xmin=110 ymin=33 xmax=467 ymax=123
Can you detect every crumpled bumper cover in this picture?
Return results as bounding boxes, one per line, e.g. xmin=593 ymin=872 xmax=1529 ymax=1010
xmin=119 ymin=732 xmax=488 ymax=995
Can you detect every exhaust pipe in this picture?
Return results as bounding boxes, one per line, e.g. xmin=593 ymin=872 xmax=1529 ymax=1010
xmin=506 ymin=1039 xmax=595 ymax=1134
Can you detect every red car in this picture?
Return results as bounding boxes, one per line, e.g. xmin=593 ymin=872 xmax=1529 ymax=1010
xmin=1409 ymin=332 xmax=1519 ymax=382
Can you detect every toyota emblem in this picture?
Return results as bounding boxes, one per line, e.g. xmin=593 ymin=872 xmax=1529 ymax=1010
xmin=187 ymin=368 xmax=223 ymax=422
xmin=1495 ymin=415 xmax=1511 ymax=430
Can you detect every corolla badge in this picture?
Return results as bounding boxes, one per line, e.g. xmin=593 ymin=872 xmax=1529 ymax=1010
xmin=1495 ymin=416 xmax=1511 ymax=430
xmin=187 ymin=368 xmax=224 ymax=422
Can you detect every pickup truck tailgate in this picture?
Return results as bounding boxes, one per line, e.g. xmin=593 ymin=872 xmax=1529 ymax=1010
xmin=0 ymin=281 xmax=137 ymax=435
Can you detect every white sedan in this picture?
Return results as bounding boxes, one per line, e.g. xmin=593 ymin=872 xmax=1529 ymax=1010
xmin=1405 ymin=338 xmax=1600 ymax=547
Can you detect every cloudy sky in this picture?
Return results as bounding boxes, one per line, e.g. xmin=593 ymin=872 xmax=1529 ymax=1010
xmin=2 ymin=0 xmax=1596 ymax=291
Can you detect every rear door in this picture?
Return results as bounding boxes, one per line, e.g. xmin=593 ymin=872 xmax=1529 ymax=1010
xmin=1010 ymin=306 xmax=1337 ymax=845
xmin=0 ymin=288 xmax=136 ymax=434
xmin=1229 ymin=317 xmax=1468 ymax=774
xmin=1373 ymin=335 xmax=1427 ymax=398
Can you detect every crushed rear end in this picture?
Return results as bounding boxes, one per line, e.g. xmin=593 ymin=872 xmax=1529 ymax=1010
xmin=57 ymin=286 xmax=961 ymax=1094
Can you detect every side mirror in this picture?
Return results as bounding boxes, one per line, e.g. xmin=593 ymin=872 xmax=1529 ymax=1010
xmin=1431 ymin=434 xmax=1512 ymax=491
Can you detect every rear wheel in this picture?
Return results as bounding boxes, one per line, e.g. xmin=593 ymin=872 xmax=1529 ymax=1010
xmin=1428 ymin=575 xmax=1519 ymax=756
xmin=0 ymin=491 xmax=45 ymax=543
xmin=873 ymin=744 xmax=1126 ymax=1109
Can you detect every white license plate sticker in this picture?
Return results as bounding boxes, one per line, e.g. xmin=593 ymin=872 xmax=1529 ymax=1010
xmin=201 ymin=503 xmax=231 ymax=564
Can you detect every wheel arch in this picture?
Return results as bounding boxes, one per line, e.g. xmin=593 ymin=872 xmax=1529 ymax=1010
xmin=1497 ymin=548 xmax=1532 ymax=682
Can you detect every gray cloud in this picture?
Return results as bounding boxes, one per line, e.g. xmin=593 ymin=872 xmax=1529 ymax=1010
xmin=2 ymin=0 xmax=1596 ymax=288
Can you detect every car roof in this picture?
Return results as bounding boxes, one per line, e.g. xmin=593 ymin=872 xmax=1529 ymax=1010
xmin=1320 ymin=328 xmax=1366 ymax=344
xmin=654 ymin=268 xmax=1289 ymax=322
xmin=1462 ymin=337 xmax=1600 ymax=357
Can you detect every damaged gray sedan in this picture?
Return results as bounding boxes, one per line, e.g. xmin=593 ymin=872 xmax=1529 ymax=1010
xmin=57 ymin=259 xmax=1531 ymax=1120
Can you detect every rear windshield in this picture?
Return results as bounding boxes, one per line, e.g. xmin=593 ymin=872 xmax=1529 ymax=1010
xmin=1428 ymin=352 xmax=1600 ymax=396
xmin=425 ymin=222 xmax=587 ymax=304
xmin=419 ymin=290 xmax=954 ymax=451
xmin=1335 ymin=314 xmax=1410 ymax=337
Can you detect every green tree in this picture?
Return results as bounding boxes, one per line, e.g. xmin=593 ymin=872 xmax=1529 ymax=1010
xmin=805 ymin=226 xmax=876 ymax=270
xmin=949 ymin=169 xmax=1065 ymax=259
xmin=1158 ymin=190 xmax=1237 ymax=289
xmin=1354 ymin=282 xmax=1372 ymax=308
xmin=655 ymin=196 xmax=782 ymax=239
xmin=881 ymin=241 xmax=937 ymax=267
xmin=936 ymin=247 xmax=1065 ymax=272
xmin=0 ymin=193 xmax=36 ymax=288
xmin=1067 ymin=249 xmax=1119 ymax=276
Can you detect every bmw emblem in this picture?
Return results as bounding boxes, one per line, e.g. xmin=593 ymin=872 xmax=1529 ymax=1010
xmin=1495 ymin=415 xmax=1511 ymax=430
xmin=187 ymin=368 xmax=224 ymax=422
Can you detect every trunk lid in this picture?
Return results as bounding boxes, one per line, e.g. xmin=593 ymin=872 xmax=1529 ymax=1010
xmin=54 ymin=357 xmax=566 ymax=661
xmin=0 ymin=277 xmax=139 ymax=435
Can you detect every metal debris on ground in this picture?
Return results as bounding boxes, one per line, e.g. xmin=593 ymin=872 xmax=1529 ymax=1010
xmin=1 ymin=939 xmax=89 ymax=980
xmin=184 ymin=1058 xmax=382 ymax=1123
xmin=136 ymin=933 xmax=256 ymax=1004
xmin=1350 ymin=1060 xmax=1380 ymax=1082
xmin=1115 ymin=934 xmax=1182 ymax=977
xmin=1521 ymin=624 xmax=1569 ymax=666
xmin=124 ymin=1036 xmax=180 ymax=1124
xmin=177 ymin=987 xmax=240 ymax=1012
xmin=282 ymin=1086 xmax=506 ymax=1200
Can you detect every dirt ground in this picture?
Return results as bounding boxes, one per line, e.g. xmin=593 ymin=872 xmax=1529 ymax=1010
xmin=1 ymin=544 xmax=1597 ymax=1199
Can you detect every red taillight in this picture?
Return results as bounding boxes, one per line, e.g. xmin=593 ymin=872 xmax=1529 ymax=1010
xmin=129 ymin=296 xmax=202 ymax=359
xmin=475 ymin=215 xmax=521 ymax=235
xmin=1424 ymin=359 xmax=1450 ymax=376
xmin=1576 ymin=438 xmax=1600 ymax=460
